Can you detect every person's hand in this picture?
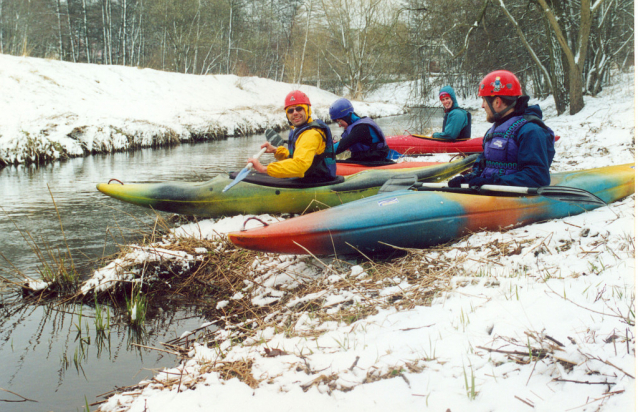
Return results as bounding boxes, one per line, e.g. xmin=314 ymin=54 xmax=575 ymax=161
xmin=448 ymin=175 xmax=466 ymax=188
xmin=467 ymin=176 xmax=492 ymax=189
xmin=247 ymin=158 xmax=267 ymax=174
xmin=261 ymin=142 xmax=277 ymax=154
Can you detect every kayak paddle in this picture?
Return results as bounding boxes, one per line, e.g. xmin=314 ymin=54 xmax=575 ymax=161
xmin=379 ymin=176 xmax=606 ymax=205
xmin=419 ymin=182 xmax=607 ymax=206
xmin=387 ymin=149 xmax=403 ymax=160
xmin=222 ymin=129 xmax=284 ymax=193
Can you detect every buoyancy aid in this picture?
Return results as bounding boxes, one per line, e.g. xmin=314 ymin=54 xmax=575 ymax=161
xmin=480 ymin=114 xmax=555 ymax=179
xmin=451 ymin=109 xmax=472 ymax=140
xmin=288 ymin=120 xmax=337 ymax=180
xmin=342 ymin=117 xmax=388 ymax=154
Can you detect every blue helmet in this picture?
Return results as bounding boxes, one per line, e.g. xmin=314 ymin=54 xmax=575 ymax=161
xmin=329 ymin=98 xmax=354 ymax=121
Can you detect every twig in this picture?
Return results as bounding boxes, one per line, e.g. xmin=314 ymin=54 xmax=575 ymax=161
xmin=553 ymin=378 xmax=611 ymax=385
xmin=526 ymin=360 xmax=538 ymax=386
xmin=130 ymin=343 xmax=181 ymax=356
xmin=544 ymin=335 xmax=564 ymax=347
xmin=545 ymin=287 xmax=627 ymax=321
xmin=0 ymin=387 xmax=38 ymax=403
xmin=514 ymin=395 xmax=534 ymax=408
xmin=585 ymin=353 xmax=635 ymax=379
xmin=477 ymin=346 xmax=547 ymax=358
xmin=565 ymin=390 xmax=625 ymax=411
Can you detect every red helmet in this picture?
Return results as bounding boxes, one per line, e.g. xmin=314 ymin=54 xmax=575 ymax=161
xmin=478 ymin=70 xmax=522 ymax=97
xmin=284 ymin=90 xmax=311 ymax=109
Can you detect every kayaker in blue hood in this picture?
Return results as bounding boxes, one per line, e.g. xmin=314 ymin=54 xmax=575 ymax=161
xmin=329 ymin=98 xmax=390 ymax=162
xmin=433 ymin=85 xmax=472 ymax=141
xmin=448 ymin=70 xmax=555 ymax=188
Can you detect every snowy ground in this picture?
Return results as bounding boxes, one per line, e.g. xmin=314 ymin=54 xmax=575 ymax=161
xmin=0 ymin=54 xmax=402 ymax=166
xmin=4 ymin=55 xmax=635 ymax=411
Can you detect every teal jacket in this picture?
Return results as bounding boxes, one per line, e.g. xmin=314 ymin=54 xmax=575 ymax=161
xmin=433 ymin=85 xmax=471 ymax=140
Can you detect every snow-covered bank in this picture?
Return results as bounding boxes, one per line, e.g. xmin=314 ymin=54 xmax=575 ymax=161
xmin=0 ymin=55 xmax=402 ymax=167
xmin=96 ymin=198 xmax=636 ymax=412
xmin=83 ymin=70 xmax=635 ymax=411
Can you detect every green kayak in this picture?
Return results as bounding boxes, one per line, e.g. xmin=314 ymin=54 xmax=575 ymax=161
xmin=96 ymin=155 xmax=477 ymax=217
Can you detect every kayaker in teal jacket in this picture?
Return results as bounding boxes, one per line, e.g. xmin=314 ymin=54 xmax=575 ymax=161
xmin=448 ymin=70 xmax=555 ymax=188
xmin=433 ymin=85 xmax=472 ymax=141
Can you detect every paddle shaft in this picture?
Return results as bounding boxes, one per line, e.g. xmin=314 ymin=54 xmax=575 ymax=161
xmin=246 ymin=146 xmax=268 ymax=170
xmin=222 ymin=129 xmax=280 ymax=193
xmin=418 ymin=182 xmax=605 ymax=205
xmin=421 ymin=182 xmax=534 ymax=194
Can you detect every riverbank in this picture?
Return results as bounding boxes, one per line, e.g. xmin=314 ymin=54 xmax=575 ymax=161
xmin=0 ymin=55 xmax=403 ymax=168
xmin=82 ymin=72 xmax=635 ymax=411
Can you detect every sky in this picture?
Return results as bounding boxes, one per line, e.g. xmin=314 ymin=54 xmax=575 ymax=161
xmin=2 ymin=55 xmax=635 ymax=412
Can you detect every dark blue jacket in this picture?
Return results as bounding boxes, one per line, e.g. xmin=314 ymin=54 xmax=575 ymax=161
xmin=467 ymin=101 xmax=555 ymax=187
xmin=433 ymin=86 xmax=471 ymax=140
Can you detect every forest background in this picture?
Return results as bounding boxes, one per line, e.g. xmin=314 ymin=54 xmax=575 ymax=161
xmin=1 ymin=0 xmax=633 ymax=116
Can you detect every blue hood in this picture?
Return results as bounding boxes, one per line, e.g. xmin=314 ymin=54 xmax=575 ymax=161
xmin=439 ymin=85 xmax=459 ymax=111
xmin=524 ymin=104 xmax=543 ymax=119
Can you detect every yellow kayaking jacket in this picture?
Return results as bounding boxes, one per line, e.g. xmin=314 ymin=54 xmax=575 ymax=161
xmin=266 ymin=117 xmax=328 ymax=178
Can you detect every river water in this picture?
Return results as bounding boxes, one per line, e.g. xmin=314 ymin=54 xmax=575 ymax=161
xmin=0 ymin=111 xmax=442 ymax=411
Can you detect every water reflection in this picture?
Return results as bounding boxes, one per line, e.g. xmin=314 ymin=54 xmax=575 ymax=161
xmin=0 ymin=292 xmax=207 ymax=411
xmin=0 ymin=110 xmax=443 ymax=411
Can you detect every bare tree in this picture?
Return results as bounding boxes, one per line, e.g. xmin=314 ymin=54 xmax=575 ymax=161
xmin=318 ymin=0 xmax=402 ymax=99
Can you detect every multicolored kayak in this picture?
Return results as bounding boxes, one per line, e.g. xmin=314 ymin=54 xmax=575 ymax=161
xmin=229 ymin=163 xmax=635 ymax=256
xmin=335 ymin=160 xmax=440 ymax=176
xmin=387 ymin=134 xmax=561 ymax=155
xmin=96 ymin=155 xmax=477 ymax=217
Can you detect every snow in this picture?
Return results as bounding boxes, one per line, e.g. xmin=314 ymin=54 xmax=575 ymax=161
xmin=0 ymin=54 xmax=402 ymax=166
xmin=2 ymin=55 xmax=634 ymax=411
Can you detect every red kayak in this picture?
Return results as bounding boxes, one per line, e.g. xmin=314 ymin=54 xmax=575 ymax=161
xmin=387 ymin=134 xmax=560 ymax=155
xmin=336 ymin=160 xmax=440 ymax=176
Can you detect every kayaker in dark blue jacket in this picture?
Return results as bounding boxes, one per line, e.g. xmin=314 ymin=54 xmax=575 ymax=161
xmin=448 ymin=70 xmax=555 ymax=188
xmin=329 ymin=98 xmax=390 ymax=162
xmin=433 ymin=85 xmax=471 ymax=141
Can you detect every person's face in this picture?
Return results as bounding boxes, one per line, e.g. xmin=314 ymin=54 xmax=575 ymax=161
xmin=481 ymin=97 xmax=496 ymax=123
xmin=440 ymin=95 xmax=453 ymax=110
xmin=335 ymin=118 xmax=347 ymax=128
xmin=286 ymin=105 xmax=308 ymax=127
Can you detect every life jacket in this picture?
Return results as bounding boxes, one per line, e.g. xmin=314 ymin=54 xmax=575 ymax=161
xmin=480 ymin=114 xmax=555 ymax=179
xmin=287 ymin=120 xmax=337 ymax=181
xmin=342 ymin=117 xmax=388 ymax=154
xmin=441 ymin=108 xmax=472 ymax=140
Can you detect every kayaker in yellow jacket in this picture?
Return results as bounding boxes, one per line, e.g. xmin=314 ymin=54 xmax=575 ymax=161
xmin=247 ymin=90 xmax=337 ymax=181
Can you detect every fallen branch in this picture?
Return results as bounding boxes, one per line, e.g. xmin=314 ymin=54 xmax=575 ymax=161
xmin=0 ymin=387 xmax=37 ymax=403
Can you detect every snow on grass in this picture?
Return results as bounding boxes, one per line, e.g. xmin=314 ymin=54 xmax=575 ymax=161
xmin=3 ymin=54 xmax=633 ymax=411
xmin=91 ymin=69 xmax=633 ymax=412
xmin=0 ymin=54 xmax=403 ymax=166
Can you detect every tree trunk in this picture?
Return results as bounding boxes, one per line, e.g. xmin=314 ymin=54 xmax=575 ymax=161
xmin=0 ymin=0 xmax=3 ymax=54
xmin=122 ymin=0 xmax=128 ymax=66
xmin=227 ymin=2 xmax=233 ymax=74
xmin=66 ymin=0 xmax=77 ymax=62
xmin=81 ymin=0 xmax=90 ymax=63
xmin=537 ymin=0 xmax=600 ymax=114
xmin=56 ymin=0 xmax=63 ymax=59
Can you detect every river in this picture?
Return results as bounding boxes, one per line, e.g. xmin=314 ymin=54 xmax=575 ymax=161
xmin=0 ymin=110 xmax=442 ymax=411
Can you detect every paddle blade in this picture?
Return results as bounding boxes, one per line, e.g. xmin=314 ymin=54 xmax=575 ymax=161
xmin=387 ymin=149 xmax=403 ymax=160
xmin=265 ymin=129 xmax=285 ymax=147
xmin=535 ymin=186 xmax=607 ymax=206
xmin=379 ymin=174 xmax=417 ymax=193
xmin=222 ymin=167 xmax=250 ymax=193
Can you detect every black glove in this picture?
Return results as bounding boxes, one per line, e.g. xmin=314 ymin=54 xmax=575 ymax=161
xmin=467 ymin=176 xmax=492 ymax=189
xmin=448 ymin=175 xmax=467 ymax=188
